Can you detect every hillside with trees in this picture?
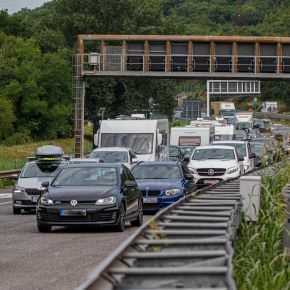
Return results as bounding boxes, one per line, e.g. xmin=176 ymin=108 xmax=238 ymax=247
xmin=1 ymin=0 xmax=290 ymax=143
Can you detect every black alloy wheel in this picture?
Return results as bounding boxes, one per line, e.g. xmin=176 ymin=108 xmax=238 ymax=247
xmin=115 ymin=204 xmax=126 ymax=232
xmin=131 ymin=199 xmax=143 ymax=227
xmin=37 ymin=223 xmax=51 ymax=233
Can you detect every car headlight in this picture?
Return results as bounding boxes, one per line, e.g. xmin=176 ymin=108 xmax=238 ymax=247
xmin=227 ymin=166 xmax=239 ymax=174
xmin=40 ymin=197 xmax=54 ymax=206
xmin=96 ymin=196 xmax=116 ymax=205
xmin=13 ymin=186 xmax=25 ymax=194
xmin=165 ymin=188 xmax=181 ymax=196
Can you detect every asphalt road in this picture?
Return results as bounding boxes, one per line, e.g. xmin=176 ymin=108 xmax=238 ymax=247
xmin=0 ymin=192 xmax=151 ymax=290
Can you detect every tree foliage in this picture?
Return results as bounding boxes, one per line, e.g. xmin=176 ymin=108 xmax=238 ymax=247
xmin=1 ymin=0 xmax=290 ymax=141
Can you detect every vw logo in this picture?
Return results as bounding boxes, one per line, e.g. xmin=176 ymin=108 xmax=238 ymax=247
xmin=70 ymin=200 xmax=78 ymax=207
xmin=208 ymin=169 xmax=215 ymax=176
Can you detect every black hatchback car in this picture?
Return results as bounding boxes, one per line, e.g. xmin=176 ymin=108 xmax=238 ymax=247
xmin=36 ymin=163 xmax=143 ymax=232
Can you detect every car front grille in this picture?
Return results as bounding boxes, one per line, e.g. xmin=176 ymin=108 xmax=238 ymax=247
xmin=141 ymin=190 xmax=161 ymax=197
xmin=40 ymin=211 xmax=117 ymax=223
xmin=197 ymin=168 xmax=226 ymax=177
xmin=25 ymin=189 xmax=42 ymax=196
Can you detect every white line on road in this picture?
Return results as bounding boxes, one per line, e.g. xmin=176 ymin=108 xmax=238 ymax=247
xmin=0 ymin=193 xmax=12 ymax=199
xmin=0 ymin=201 xmax=12 ymax=206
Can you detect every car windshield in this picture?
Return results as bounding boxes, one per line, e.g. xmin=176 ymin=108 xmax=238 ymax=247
xmin=132 ymin=164 xmax=181 ymax=179
xmin=192 ymin=148 xmax=235 ymax=160
xmin=169 ymin=146 xmax=180 ymax=156
xmin=90 ymin=151 xmax=128 ymax=163
xmin=237 ymin=122 xmax=251 ymax=130
xmin=101 ymin=133 xmax=153 ymax=154
xmin=215 ymin=143 xmax=247 ymax=158
xmin=180 ymin=146 xmax=195 ymax=156
xmin=52 ymin=167 xmax=118 ymax=186
xmin=250 ymin=143 xmax=265 ymax=156
xmin=21 ymin=163 xmax=61 ymax=178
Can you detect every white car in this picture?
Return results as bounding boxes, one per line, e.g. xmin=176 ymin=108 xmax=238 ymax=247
xmin=212 ymin=140 xmax=255 ymax=173
xmin=189 ymin=145 xmax=242 ymax=185
xmin=89 ymin=147 xmax=137 ymax=168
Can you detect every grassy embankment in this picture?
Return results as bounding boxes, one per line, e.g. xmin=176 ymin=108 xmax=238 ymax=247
xmin=0 ymin=138 xmax=92 ymax=188
xmin=234 ymin=162 xmax=290 ymax=290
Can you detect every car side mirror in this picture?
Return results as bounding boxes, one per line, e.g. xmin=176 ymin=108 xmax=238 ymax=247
xmin=238 ymin=157 xmax=244 ymax=162
xmin=41 ymin=181 xmax=49 ymax=188
xmin=250 ymin=153 xmax=256 ymax=159
xmin=185 ymin=174 xmax=194 ymax=181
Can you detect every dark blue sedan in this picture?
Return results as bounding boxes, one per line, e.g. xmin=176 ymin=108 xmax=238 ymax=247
xmin=131 ymin=161 xmax=195 ymax=211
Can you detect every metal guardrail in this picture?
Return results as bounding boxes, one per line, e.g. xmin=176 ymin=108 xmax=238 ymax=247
xmin=0 ymin=169 xmax=20 ymax=179
xmin=76 ymin=179 xmax=242 ymax=290
xmin=254 ymin=112 xmax=290 ymax=121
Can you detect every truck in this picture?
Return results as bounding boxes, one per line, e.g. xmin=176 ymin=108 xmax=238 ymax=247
xmin=236 ymin=112 xmax=253 ymax=131
xmin=94 ymin=119 xmax=169 ymax=161
xmin=211 ymin=102 xmax=236 ymax=121
xmin=261 ymin=101 xmax=278 ymax=113
xmin=170 ymin=125 xmax=215 ymax=148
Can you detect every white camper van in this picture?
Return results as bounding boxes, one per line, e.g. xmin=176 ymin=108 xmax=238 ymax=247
xmin=170 ymin=126 xmax=214 ymax=147
xmin=214 ymin=124 xmax=234 ymax=141
xmin=94 ymin=119 xmax=169 ymax=161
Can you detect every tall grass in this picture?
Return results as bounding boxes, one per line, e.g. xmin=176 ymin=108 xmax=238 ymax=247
xmin=0 ymin=138 xmax=93 ymax=171
xmin=234 ymin=162 xmax=290 ymax=290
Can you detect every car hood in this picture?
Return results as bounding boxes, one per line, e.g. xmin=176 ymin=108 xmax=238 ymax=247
xmin=17 ymin=177 xmax=54 ymax=189
xmin=189 ymin=159 xmax=238 ymax=169
xmin=46 ymin=186 xmax=119 ymax=201
xmin=136 ymin=179 xmax=182 ymax=191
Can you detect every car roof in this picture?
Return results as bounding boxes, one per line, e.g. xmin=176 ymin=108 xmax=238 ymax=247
xmin=66 ymin=162 xmax=122 ymax=168
xmin=91 ymin=147 xmax=131 ymax=152
xmin=213 ymin=140 xmax=247 ymax=144
xmin=136 ymin=161 xmax=180 ymax=166
xmin=194 ymin=145 xmax=236 ymax=150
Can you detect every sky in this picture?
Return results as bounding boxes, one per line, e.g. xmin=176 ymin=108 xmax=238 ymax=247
xmin=0 ymin=0 xmax=50 ymax=14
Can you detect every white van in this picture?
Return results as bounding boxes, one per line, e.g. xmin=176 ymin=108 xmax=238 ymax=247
xmin=94 ymin=119 xmax=169 ymax=161
xmin=170 ymin=126 xmax=214 ymax=147
xmin=212 ymin=140 xmax=255 ymax=173
xmin=214 ymin=124 xmax=234 ymax=141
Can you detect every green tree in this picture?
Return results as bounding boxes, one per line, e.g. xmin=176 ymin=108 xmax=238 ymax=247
xmin=0 ymin=95 xmax=15 ymax=140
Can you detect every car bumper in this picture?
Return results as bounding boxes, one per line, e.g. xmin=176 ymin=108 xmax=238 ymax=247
xmin=143 ymin=195 xmax=183 ymax=211
xmin=36 ymin=205 xmax=120 ymax=226
xmin=13 ymin=191 xmax=40 ymax=209
xmin=193 ymin=171 xmax=240 ymax=184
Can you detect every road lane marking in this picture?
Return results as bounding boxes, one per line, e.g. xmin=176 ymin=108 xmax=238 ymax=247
xmin=0 ymin=193 xmax=12 ymax=199
xmin=0 ymin=201 xmax=12 ymax=206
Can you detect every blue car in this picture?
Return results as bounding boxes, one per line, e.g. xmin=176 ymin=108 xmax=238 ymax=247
xmin=131 ymin=161 xmax=195 ymax=211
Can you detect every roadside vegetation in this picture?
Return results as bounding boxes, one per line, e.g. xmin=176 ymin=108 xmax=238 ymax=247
xmin=234 ymin=162 xmax=290 ymax=290
xmin=0 ymin=138 xmax=92 ymax=171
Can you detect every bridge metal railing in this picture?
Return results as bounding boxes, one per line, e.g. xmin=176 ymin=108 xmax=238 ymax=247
xmin=79 ymin=53 xmax=290 ymax=75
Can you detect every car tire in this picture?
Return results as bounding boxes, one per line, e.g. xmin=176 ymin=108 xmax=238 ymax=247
xmin=131 ymin=199 xmax=143 ymax=227
xmin=115 ymin=204 xmax=126 ymax=232
xmin=13 ymin=207 xmax=21 ymax=215
xmin=37 ymin=223 xmax=51 ymax=233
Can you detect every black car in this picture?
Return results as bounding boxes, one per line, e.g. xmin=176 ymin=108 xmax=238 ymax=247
xmin=36 ymin=163 xmax=143 ymax=232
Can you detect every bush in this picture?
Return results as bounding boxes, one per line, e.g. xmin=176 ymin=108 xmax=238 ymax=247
xmin=3 ymin=131 xmax=32 ymax=146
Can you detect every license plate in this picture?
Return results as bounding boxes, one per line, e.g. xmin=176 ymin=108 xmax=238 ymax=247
xmin=31 ymin=195 xmax=39 ymax=203
xmin=205 ymin=179 xmax=219 ymax=185
xmin=143 ymin=197 xmax=158 ymax=204
xmin=59 ymin=209 xmax=87 ymax=216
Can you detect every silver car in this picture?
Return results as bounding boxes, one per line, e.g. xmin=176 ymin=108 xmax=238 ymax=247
xmin=12 ymin=161 xmax=67 ymax=214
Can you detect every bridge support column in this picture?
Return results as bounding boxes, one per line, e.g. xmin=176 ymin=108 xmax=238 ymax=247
xmin=206 ymin=81 xmax=210 ymax=117
xmin=73 ymin=37 xmax=85 ymax=158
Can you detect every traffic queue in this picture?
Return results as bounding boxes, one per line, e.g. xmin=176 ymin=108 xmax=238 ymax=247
xmin=11 ymin=112 xmax=286 ymax=233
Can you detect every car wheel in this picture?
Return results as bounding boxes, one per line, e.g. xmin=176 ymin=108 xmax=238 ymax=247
xmin=131 ymin=199 xmax=143 ymax=227
xmin=115 ymin=204 xmax=126 ymax=232
xmin=13 ymin=207 xmax=21 ymax=215
xmin=37 ymin=223 xmax=51 ymax=233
